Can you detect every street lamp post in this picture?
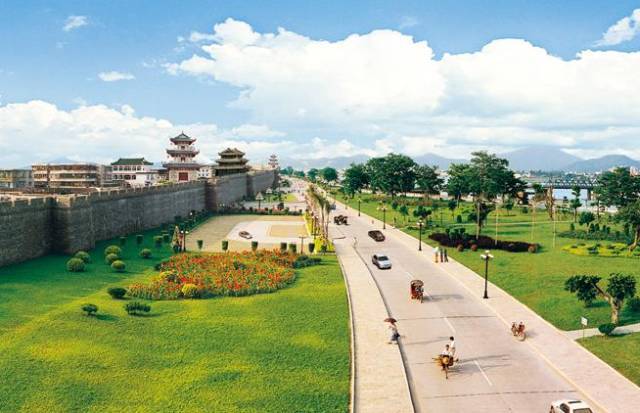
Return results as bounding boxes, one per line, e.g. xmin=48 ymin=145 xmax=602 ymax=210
xmin=480 ymin=250 xmax=494 ymax=299
xmin=418 ymin=219 xmax=424 ymax=251
xmin=377 ymin=203 xmax=387 ymax=229
xmin=181 ymin=229 xmax=190 ymax=252
xmin=357 ymin=197 xmax=361 ymax=217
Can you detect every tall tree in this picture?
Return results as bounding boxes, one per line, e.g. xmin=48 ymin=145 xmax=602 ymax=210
xmin=307 ymin=168 xmax=319 ymax=182
xmin=320 ymin=167 xmax=338 ymax=183
xmin=446 ymin=163 xmax=473 ymax=205
xmin=565 ymin=273 xmax=636 ymax=324
xmin=365 ymin=153 xmax=417 ymax=196
xmin=415 ymin=165 xmax=443 ymax=201
xmin=595 ymin=168 xmax=640 ymax=249
xmin=342 ymin=163 xmax=369 ymax=195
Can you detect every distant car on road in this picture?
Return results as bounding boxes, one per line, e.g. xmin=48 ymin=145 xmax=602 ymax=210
xmin=368 ymin=230 xmax=385 ymax=242
xmin=372 ymin=253 xmax=392 ymax=269
xmin=239 ymin=231 xmax=253 ymax=239
xmin=549 ymin=399 xmax=593 ymax=413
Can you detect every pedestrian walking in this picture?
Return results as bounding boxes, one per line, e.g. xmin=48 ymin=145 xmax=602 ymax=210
xmin=439 ymin=247 xmax=445 ymax=263
xmin=434 ymin=245 xmax=440 ymax=263
xmin=444 ymin=248 xmax=449 ymax=262
xmin=449 ymin=336 xmax=456 ymax=357
xmin=385 ymin=318 xmax=400 ymax=344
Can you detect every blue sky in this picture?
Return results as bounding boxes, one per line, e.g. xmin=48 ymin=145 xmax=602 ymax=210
xmin=1 ymin=1 xmax=640 ymax=167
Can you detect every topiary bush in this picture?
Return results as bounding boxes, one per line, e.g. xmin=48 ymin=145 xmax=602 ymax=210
xmin=111 ymin=260 xmax=126 ymax=272
xmin=104 ymin=245 xmax=122 ymax=257
xmin=221 ymin=240 xmax=229 ymax=252
xmin=105 ymin=253 xmax=119 ymax=265
xmin=251 ymin=241 xmax=259 ymax=252
xmin=308 ymin=242 xmax=315 ymax=254
xmin=119 ymin=236 xmax=127 ymax=246
xmin=107 ymin=287 xmax=127 ymax=299
xmin=153 ymin=235 xmax=163 ymax=247
xmin=280 ymin=242 xmax=287 ymax=252
xmin=288 ymin=243 xmax=297 ymax=254
xmin=81 ymin=303 xmax=98 ymax=316
xmin=136 ymin=234 xmax=144 ymax=245
xmin=470 ymin=243 xmax=478 ymax=252
xmin=74 ymin=251 xmax=91 ymax=263
xmin=181 ymin=283 xmax=199 ymax=298
xmin=626 ymin=296 xmax=640 ymax=313
xmin=139 ymin=248 xmax=152 ymax=259
xmin=598 ymin=323 xmax=616 ymax=336
xmin=67 ymin=257 xmax=86 ymax=272
xmin=125 ymin=301 xmax=151 ymax=316
xmin=197 ymin=239 xmax=204 ymax=250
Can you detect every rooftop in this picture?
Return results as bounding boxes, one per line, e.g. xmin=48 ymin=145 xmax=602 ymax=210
xmin=218 ymin=147 xmax=245 ymax=156
xmin=111 ymin=158 xmax=153 ymax=166
xmin=170 ymin=132 xmax=196 ymax=143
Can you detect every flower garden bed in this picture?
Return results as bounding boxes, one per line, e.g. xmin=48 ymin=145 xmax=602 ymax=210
xmin=128 ymin=250 xmax=304 ymax=299
xmin=563 ymin=242 xmax=640 ymax=258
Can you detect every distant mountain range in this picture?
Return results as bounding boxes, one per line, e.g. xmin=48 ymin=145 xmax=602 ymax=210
xmin=501 ymin=146 xmax=581 ymax=171
xmin=563 ymin=154 xmax=640 ymax=173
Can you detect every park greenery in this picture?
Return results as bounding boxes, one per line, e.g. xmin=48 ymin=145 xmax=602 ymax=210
xmin=0 ymin=225 xmax=349 ymax=411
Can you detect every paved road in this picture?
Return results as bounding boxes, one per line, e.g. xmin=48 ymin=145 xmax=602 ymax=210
xmin=330 ymin=206 xmax=594 ymax=413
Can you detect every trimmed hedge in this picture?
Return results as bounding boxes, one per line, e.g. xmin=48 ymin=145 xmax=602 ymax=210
xmin=105 ymin=253 xmax=120 ymax=264
xmin=107 ymin=287 xmax=127 ymax=299
xmin=104 ymin=245 xmax=122 ymax=257
xmin=111 ymin=260 xmax=126 ymax=272
xmin=74 ymin=251 xmax=91 ymax=263
xmin=66 ymin=258 xmax=86 ymax=272
xmin=139 ymin=248 xmax=152 ymax=259
xmin=429 ymin=233 xmax=537 ymax=253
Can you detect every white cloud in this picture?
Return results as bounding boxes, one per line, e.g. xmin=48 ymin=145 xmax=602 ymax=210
xmin=63 ymin=15 xmax=88 ymax=32
xmin=399 ymin=16 xmax=419 ymax=29
xmin=98 ymin=71 xmax=136 ymax=82
xmin=227 ymin=124 xmax=285 ymax=139
xmin=188 ymin=31 xmax=217 ymax=43
xmin=164 ymin=19 xmax=640 ymax=158
xmin=595 ymin=8 xmax=640 ymax=46
xmin=0 ymin=100 xmax=301 ymax=168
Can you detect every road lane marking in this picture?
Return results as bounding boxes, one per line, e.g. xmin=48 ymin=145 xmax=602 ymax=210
xmin=474 ymin=360 xmax=493 ymax=386
xmin=444 ymin=317 xmax=456 ymax=333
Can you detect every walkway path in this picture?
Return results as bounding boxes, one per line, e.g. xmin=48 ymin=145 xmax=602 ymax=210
xmin=333 ymin=236 xmax=414 ymax=413
xmin=565 ymin=322 xmax=640 ymax=340
xmin=331 ymin=198 xmax=640 ymax=413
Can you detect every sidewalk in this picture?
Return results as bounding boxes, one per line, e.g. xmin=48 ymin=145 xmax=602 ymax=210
xmin=565 ymin=322 xmax=640 ymax=340
xmin=332 ymin=198 xmax=640 ymax=413
xmin=333 ymin=237 xmax=414 ymax=413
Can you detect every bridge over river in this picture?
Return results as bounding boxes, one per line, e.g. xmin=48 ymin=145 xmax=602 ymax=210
xmin=522 ymin=176 xmax=598 ymax=199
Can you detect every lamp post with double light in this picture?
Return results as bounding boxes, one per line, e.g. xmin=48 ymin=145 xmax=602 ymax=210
xmin=480 ymin=250 xmax=494 ymax=299
xmin=377 ymin=203 xmax=388 ymax=229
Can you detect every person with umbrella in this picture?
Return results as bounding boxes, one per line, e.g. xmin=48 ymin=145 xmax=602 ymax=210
xmin=385 ymin=317 xmax=399 ymax=344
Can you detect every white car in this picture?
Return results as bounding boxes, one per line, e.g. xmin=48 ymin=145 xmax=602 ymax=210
xmin=550 ymin=399 xmax=593 ymax=413
xmin=372 ymin=253 xmax=392 ymax=269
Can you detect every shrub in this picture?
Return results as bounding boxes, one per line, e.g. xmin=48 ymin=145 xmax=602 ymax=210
xmin=569 ymin=223 xmax=575 ymax=231
xmin=181 ymin=283 xmax=199 ymax=298
xmin=598 ymin=323 xmax=616 ymax=336
xmin=107 ymin=287 xmax=127 ymax=299
xmin=221 ymin=240 xmax=229 ymax=252
xmin=153 ymin=235 xmax=163 ymax=247
xmin=74 ymin=251 xmax=91 ymax=263
xmin=111 ymin=260 xmax=126 ymax=272
xmin=457 ymin=244 xmax=464 ymax=252
xmin=308 ymin=242 xmax=315 ymax=254
xmin=105 ymin=253 xmax=119 ymax=264
xmin=522 ymin=207 xmax=528 ymax=214
xmin=528 ymin=244 xmax=538 ymax=254
xmin=197 ymin=239 xmax=204 ymax=250
xmin=66 ymin=258 xmax=86 ymax=272
xmin=251 ymin=241 xmax=259 ymax=252
xmin=470 ymin=243 xmax=478 ymax=252
xmin=626 ymin=297 xmax=640 ymax=313
xmin=104 ymin=245 xmax=122 ymax=257
xmin=139 ymin=248 xmax=152 ymax=259
xmin=162 ymin=233 xmax=170 ymax=243
xmin=429 ymin=233 xmax=535 ymax=253
xmin=288 ymin=243 xmax=297 ymax=253
xmin=136 ymin=234 xmax=144 ymax=245
xmin=320 ymin=244 xmax=327 ymax=253
xmin=456 ymin=215 xmax=462 ymax=223
xmin=125 ymin=301 xmax=151 ymax=315
xmin=119 ymin=236 xmax=127 ymax=246
xmin=293 ymin=255 xmax=322 ymax=268
xmin=280 ymin=242 xmax=287 ymax=253
xmin=81 ymin=303 xmax=98 ymax=316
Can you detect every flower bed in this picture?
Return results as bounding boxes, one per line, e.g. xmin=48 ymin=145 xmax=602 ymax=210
xmin=128 ymin=250 xmax=302 ymax=300
xmin=563 ymin=242 xmax=640 ymax=258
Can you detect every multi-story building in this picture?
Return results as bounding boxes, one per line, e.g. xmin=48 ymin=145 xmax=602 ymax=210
xmin=163 ymin=132 xmax=202 ymax=182
xmin=198 ymin=165 xmax=214 ymax=179
xmin=31 ymin=163 xmax=112 ymax=189
xmin=214 ymin=148 xmax=250 ymax=176
xmin=268 ymin=154 xmax=279 ymax=170
xmin=111 ymin=158 xmax=157 ymax=187
xmin=0 ymin=169 xmax=33 ymax=189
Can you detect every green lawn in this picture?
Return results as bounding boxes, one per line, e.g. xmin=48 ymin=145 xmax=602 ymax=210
xmin=337 ymin=192 xmax=640 ymax=331
xmin=0 ymin=229 xmax=349 ymax=412
xmin=580 ymin=334 xmax=640 ymax=386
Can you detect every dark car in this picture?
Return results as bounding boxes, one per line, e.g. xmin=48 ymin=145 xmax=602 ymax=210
xmin=368 ymin=230 xmax=385 ymax=242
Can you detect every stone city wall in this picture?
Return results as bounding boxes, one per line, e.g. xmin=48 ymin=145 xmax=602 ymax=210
xmin=0 ymin=170 xmax=277 ymax=266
